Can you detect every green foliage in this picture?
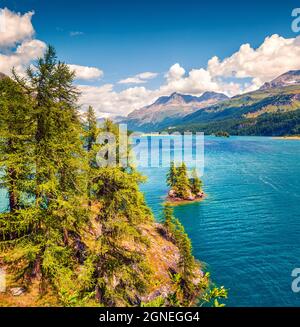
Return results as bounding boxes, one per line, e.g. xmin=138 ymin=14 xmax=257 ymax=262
xmin=189 ymin=169 xmax=203 ymax=195
xmin=167 ymin=163 xmax=203 ymax=198
xmin=0 ymin=46 xmax=89 ymax=304
xmin=141 ymin=296 xmax=165 ymax=307
xmin=175 ymin=163 xmax=190 ymax=198
xmin=166 ymin=161 xmax=177 ymax=187
xmin=0 ymin=77 xmax=35 ymax=212
xmin=163 ymin=204 xmax=196 ymax=303
xmin=200 ymin=286 xmax=228 ymax=307
xmin=0 ymin=46 xmax=217 ymax=308
xmin=86 ymin=122 xmax=154 ymax=306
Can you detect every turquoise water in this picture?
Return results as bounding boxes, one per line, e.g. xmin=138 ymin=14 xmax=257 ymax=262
xmin=1 ymin=136 xmax=299 ymax=306
xmin=137 ymin=136 xmax=300 ymax=307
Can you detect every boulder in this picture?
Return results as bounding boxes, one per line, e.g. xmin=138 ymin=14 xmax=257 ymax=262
xmin=10 ymin=287 xmax=25 ymax=296
xmin=196 ymin=192 xmax=204 ymax=198
xmin=184 ymin=190 xmax=195 ymax=201
xmin=168 ymin=189 xmax=176 ymax=198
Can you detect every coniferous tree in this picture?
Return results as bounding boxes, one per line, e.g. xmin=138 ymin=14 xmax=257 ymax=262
xmin=189 ymin=168 xmax=203 ymax=195
xmin=174 ymin=162 xmax=190 ymax=198
xmin=0 ymin=77 xmax=35 ymax=213
xmin=0 ymin=46 xmax=89 ymax=298
xmin=84 ymin=106 xmax=100 ymax=205
xmin=162 ymin=204 xmax=196 ymax=303
xmin=85 ymin=106 xmax=97 ymax=152
xmin=166 ymin=161 xmax=177 ymax=188
xmin=86 ymin=120 xmax=154 ymax=306
xmin=163 ymin=203 xmax=174 ymax=232
xmin=0 ymin=47 xmax=210 ymax=308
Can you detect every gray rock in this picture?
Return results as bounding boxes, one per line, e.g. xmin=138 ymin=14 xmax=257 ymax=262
xmin=10 ymin=287 xmax=25 ymax=296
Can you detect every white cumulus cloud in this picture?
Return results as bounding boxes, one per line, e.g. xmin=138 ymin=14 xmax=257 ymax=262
xmin=0 ymin=8 xmax=35 ymax=47
xmin=80 ymin=34 xmax=300 ymax=118
xmin=0 ymin=39 xmax=46 ymax=76
xmin=208 ymin=34 xmax=300 ymax=87
xmin=68 ymin=64 xmax=103 ymax=80
xmin=118 ymin=71 xmax=158 ymax=84
xmin=79 ymin=84 xmax=159 ymax=117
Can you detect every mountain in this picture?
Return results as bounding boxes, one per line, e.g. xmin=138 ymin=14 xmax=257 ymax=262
xmin=260 ymin=70 xmax=300 ymax=90
xmin=170 ymin=74 xmax=300 ymax=136
xmin=0 ymin=72 xmax=7 ymax=80
xmin=124 ymin=91 xmax=228 ymax=131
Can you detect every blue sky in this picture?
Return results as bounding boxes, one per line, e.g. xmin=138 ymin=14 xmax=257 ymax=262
xmin=1 ymin=0 xmax=300 ymax=116
xmin=1 ymin=0 xmax=298 ymax=86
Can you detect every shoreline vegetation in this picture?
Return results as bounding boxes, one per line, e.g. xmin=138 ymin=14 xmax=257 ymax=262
xmin=213 ymin=131 xmax=230 ymax=138
xmin=166 ymin=162 xmax=205 ymax=205
xmin=0 ymin=46 xmax=227 ymax=307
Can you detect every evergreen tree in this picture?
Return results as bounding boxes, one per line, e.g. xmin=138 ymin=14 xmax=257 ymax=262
xmin=163 ymin=204 xmax=174 ymax=232
xmin=85 ymin=106 xmax=97 ymax=152
xmin=174 ymin=162 xmax=190 ymax=198
xmin=166 ymin=161 xmax=177 ymax=188
xmin=189 ymin=168 xmax=203 ymax=195
xmin=0 ymin=47 xmax=209 ymax=308
xmin=0 ymin=77 xmax=35 ymax=213
xmin=88 ymin=121 xmax=154 ymax=306
xmin=84 ymin=106 xmax=100 ymax=205
xmin=162 ymin=204 xmax=196 ymax=303
xmin=0 ymin=46 xmax=89 ymax=299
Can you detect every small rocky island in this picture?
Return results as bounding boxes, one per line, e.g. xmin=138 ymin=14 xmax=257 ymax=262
xmin=166 ymin=162 xmax=204 ymax=203
xmin=214 ymin=131 xmax=230 ymax=138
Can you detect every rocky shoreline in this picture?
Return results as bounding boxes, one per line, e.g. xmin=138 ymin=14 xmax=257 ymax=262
xmin=166 ymin=189 xmax=205 ymax=205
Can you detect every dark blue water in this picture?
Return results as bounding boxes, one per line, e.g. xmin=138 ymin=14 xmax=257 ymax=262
xmin=137 ymin=136 xmax=300 ymax=307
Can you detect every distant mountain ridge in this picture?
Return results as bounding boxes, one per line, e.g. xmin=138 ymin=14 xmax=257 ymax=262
xmin=260 ymin=70 xmax=300 ymax=90
xmin=124 ymin=91 xmax=228 ymax=131
xmin=124 ymin=70 xmax=300 ymax=136
xmin=170 ymin=72 xmax=300 ymax=136
xmin=0 ymin=72 xmax=7 ymax=80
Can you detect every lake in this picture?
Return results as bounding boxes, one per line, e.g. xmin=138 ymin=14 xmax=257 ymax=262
xmin=1 ymin=135 xmax=299 ymax=306
xmin=137 ymin=136 xmax=300 ymax=306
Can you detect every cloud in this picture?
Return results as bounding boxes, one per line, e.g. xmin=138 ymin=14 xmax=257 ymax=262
xmin=68 ymin=64 xmax=103 ymax=80
xmin=0 ymin=8 xmax=47 ymax=75
xmin=0 ymin=8 xmax=35 ymax=48
xmin=1 ymin=10 xmax=299 ymax=120
xmin=118 ymin=71 xmax=158 ymax=84
xmin=165 ymin=63 xmax=185 ymax=82
xmin=118 ymin=77 xmax=147 ymax=84
xmin=78 ymin=83 xmax=159 ymax=117
xmin=208 ymin=34 xmax=300 ymax=87
xmin=0 ymin=39 xmax=46 ymax=76
xmin=80 ymin=34 xmax=300 ymax=118
xmin=136 ymin=72 xmax=158 ymax=79
xmin=70 ymin=31 xmax=84 ymax=37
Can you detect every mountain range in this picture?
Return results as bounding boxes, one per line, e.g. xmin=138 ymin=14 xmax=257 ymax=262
xmin=125 ymin=91 xmax=228 ymax=131
xmin=123 ymin=70 xmax=300 ymax=136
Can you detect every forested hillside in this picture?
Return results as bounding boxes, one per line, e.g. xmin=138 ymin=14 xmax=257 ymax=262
xmin=0 ymin=47 xmax=226 ymax=307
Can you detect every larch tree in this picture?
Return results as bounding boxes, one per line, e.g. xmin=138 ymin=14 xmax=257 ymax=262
xmin=1 ymin=46 xmax=90 ymax=298
xmin=175 ymin=162 xmax=190 ymax=198
xmin=166 ymin=161 xmax=177 ymax=188
xmin=189 ymin=168 xmax=203 ymax=195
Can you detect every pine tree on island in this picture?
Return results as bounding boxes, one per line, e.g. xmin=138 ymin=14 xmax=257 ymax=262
xmin=167 ymin=162 xmax=204 ymax=202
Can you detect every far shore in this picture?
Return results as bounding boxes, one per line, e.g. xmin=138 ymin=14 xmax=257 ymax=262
xmin=273 ymin=136 xmax=300 ymax=140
